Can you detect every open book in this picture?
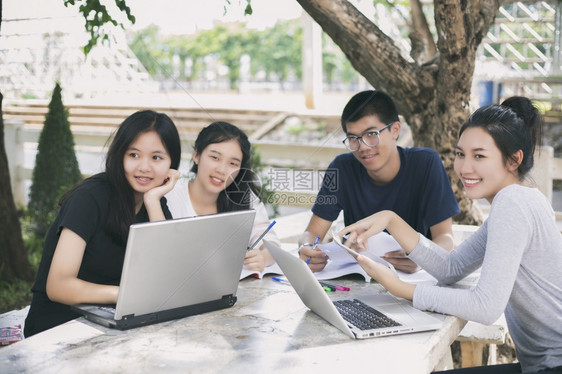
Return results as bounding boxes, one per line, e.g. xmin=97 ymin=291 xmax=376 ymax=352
xmin=313 ymin=232 xmax=437 ymax=285
xmin=239 ymin=262 xmax=283 ymax=280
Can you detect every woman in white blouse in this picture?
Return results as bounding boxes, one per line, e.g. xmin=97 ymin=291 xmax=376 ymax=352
xmin=166 ymin=121 xmax=280 ymax=272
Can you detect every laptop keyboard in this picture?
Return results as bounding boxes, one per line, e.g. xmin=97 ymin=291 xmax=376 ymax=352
xmin=333 ymin=299 xmax=401 ymax=330
xmin=98 ymin=306 xmax=116 ymax=315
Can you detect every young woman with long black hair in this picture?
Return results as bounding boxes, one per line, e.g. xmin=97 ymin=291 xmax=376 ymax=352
xmin=24 ymin=110 xmax=181 ymax=337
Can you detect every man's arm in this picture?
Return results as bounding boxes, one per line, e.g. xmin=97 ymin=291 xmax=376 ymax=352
xmin=429 ymin=217 xmax=455 ymax=251
xmin=298 ymin=214 xmax=333 ymax=272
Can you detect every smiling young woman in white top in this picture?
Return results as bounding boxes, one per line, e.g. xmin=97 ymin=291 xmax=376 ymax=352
xmin=166 ymin=121 xmax=279 ymax=273
xmin=339 ymin=97 xmax=562 ymax=373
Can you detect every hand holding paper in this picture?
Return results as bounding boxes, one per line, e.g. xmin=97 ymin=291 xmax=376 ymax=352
xmin=336 ymin=218 xmax=422 ymax=274
xmin=381 ymin=250 xmax=421 ymax=273
xmin=355 ymin=254 xmax=400 ymax=283
xmin=312 ymin=238 xmax=436 ymax=284
xmin=331 ymin=232 xmax=397 ymax=274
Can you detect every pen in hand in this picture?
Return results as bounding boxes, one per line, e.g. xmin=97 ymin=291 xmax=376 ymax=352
xmin=305 ymin=236 xmax=320 ymax=265
xmin=248 ymin=220 xmax=277 ymax=250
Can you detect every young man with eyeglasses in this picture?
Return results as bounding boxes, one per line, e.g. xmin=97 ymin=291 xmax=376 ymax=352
xmin=298 ymin=90 xmax=460 ymax=273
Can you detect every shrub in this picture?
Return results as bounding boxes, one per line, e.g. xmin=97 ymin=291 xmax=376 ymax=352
xmin=0 ymin=278 xmax=32 ymax=313
xmin=251 ymin=147 xmax=279 ymax=217
xmin=18 ymin=208 xmax=44 ymax=273
xmin=28 ymin=83 xmax=82 ymax=234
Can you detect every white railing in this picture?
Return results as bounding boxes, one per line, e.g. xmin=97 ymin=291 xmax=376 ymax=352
xmin=532 ymin=145 xmax=561 ymax=203
xmin=5 ymin=119 xmax=561 ymax=210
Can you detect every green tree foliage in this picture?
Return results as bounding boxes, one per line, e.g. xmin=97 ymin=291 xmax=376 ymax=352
xmin=64 ymin=0 xmax=135 ymax=55
xmin=247 ymin=20 xmax=303 ymax=86
xmin=205 ymin=24 xmax=248 ymax=90
xmin=128 ymin=24 xmax=167 ymax=77
xmin=165 ymin=35 xmax=192 ymax=81
xmin=322 ymin=34 xmax=359 ymax=90
xmin=128 ymin=19 xmax=357 ymax=91
xmin=28 ymin=83 xmax=82 ymax=233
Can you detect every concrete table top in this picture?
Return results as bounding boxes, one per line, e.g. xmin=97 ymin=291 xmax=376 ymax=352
xmin=0 ymin=277 xmax=466 ymax=374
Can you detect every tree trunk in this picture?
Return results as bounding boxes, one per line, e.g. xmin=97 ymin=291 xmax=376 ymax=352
xmin=0 ymin=2 xmax=35 ymax=282
xmin=296 ymin=0 xmax=501 ymax=225
xmin=0 ymin=92 xmax=35 ymax=282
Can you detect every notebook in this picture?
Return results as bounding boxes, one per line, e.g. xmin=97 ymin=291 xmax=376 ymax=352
xmin=239 ymin=262 xmax=283 ymax=280
xmin=264 ymin=240 xmax=442 ymax=339
xmin=72 ymin=210 xmax=256 ymax=330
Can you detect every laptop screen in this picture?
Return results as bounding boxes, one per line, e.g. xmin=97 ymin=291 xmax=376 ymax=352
xmin=115 ymin=210 xmax=256 ymax=319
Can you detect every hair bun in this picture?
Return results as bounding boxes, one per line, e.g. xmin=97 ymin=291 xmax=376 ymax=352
xmin=500 ymin=96 xmax=539 ymax=128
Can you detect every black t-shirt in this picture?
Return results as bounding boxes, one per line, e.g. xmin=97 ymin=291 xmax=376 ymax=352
xmin=24 ymin=175 xmax=172 ymax=337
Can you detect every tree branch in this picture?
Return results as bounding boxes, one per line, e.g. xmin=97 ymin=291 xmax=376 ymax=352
xmin=410 ymin=0 xmax=437 ymax=63
xmin=64 ymin=0 xmax=135 ymax=55
xmin=433 ymin=0 xmax=499 ymax=110
xmin=296 ymin=0 xmax=423 ymax=114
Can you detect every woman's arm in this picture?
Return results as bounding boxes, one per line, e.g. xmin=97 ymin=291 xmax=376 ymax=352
xmin=46 ymin=228 xmax=119 ymax=305
xmin=337 ymin=211 xmax=420 ymax=300
xmin=368 ymin=217 xmax=456 ymax=274
xmin=341 ymin=210 xmax=420 ymax=254
xmin=144 ymin=169 xmax=180 ymax=221
xmin=356 ymin=255 xmax=417 ymax=300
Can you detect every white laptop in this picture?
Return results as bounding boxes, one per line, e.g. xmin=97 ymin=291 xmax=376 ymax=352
xmin=72 ymin=210 xmax=256 ymax=330
xmin=264 ymin=240 xmax=442 ymax=339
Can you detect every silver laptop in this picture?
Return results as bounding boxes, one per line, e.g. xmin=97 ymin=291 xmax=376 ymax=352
xmin=72 ymin=210 xmax=256 ymax=330
xmin=264 ymin=240 xmax=442 ymax=339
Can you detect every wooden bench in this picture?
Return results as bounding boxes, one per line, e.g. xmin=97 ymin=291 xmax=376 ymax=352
xmin=457 ymin=316 xmax=509 ymax=367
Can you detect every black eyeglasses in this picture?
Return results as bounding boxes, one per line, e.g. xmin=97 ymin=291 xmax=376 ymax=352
xmin=342 ymin=122 xmax=393 ymax=151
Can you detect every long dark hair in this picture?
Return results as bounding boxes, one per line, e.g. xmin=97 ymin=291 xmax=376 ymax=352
xmin=191 ymin=121 xmax=261 ymax=212
xmin=61 ymin=110 xmax=181 ymax=244
xmin=459 ymin=96 xmax=543 ymax=180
